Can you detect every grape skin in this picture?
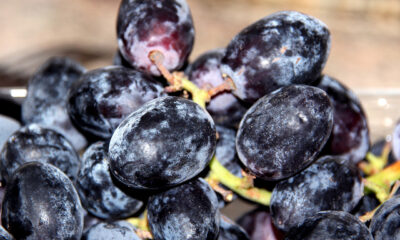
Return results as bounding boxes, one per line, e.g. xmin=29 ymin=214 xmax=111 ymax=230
xmin=186 ymin=49 xmax=248 ymax=128
xmin=285 ymin=211 xmax=373 ymax=240
xmin=221 ymin=11 xmax=331 ymax=103
xmin=109 ymin=96 xmax=216 ymax=190
xmin=76 ymin=141 xmax=143 ymax=220
xmin=1 ymin=162 xmax=84 ymax=240
xmin=369 ymin=195 xmax=400 ymax=240
xmin=0 ymin=124 xmax=81 ymax=184
xmin=316 ymin=75 xmax=370 ymax=164
xmin=117 ymin=0 xmax=195 ymax=76
xmin=270 ymin=156 xmax=363 ymax=233
xmin=67 ymin=66 xmax=165 ymax=139
xmin=0 ymin=115 xmax=20 ymax=151
xmin=82 ymin=221 xmax=140 ymax=240
xmin=237 ymin=207 xmax=284 ymax=240
xmin=147 ymin=178 xmax=220 ymax=240
xmin=21 ymin=57 xmax=87 ymax=150
xmin=236 ymin=85 xmax=333 ymax=180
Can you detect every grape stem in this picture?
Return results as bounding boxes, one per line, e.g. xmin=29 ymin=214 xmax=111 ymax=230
xmin=208 ymin=156 xmax=272 ymax=206
xmin=148 ymin=50 xmax=235 ymax=109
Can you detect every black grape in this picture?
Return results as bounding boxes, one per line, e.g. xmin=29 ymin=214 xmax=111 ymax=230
xmin=0 ymin=124 xmax=81 ymax=184
xmin=392 ymin=121 xmax=400 ymax=160
xmin=237 ymin=207 xmax=284 ymax=240
xmin=316 ymin=75 xmax=370 ymax=164
xmin=218 ymin=215 xmax=250 ymax=240
xmin=21 ymin=57 xmax=87 ymax=150
xmin=221 ymin=11 xmax=330 ymax=103
xmin=352 ymin=194 xmax=380 ymax=222
xmin=1 ymin=162 xmax=84 ymax=240
xmin=186 ymin=49 xmax=248 ymax=128
xmin=236 ymin=84 xmax=333 ymax=180
xmin=76 ymin=141 xmax=144 ymax=220
xmin=109 ymin=96 xmax=216 ymax=190
xmin=369 ymin=195 xmax=400 ymax=240
xmin=117 ymin=0 xmax=195 ymax=76
xmin=285 ymin=211 xmax=373 ymax=240
xmin=82 ymin=221 xmax=140 ymax=240
xmin=67 ymin=66 xmax=165 ymax=139
xmin=147 ymin=178 xmax=220 ymax=240
xmin=270 ymin=156 xmax=363 ymax=232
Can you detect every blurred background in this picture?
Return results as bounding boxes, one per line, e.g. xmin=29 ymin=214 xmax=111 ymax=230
xmin=0 ymin=0 xmax=399 ymax=142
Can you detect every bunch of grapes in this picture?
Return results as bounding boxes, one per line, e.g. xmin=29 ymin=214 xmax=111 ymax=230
xmin=1 ymin=0 xmax=399 ymax=239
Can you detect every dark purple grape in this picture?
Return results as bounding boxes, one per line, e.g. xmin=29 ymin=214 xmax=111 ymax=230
xmin=148 ymin=178 xmax=220 ymax=240
xmin=68 ymin=66 xmax=165 ymax=139
xmin=369 ymin=195 xmax=400 ymax=240
xmin=1 ymin=162 xmax=84 ymax=240
xmin=0 ymin=115 xmax=20 ymax=151
xmin=0 ymin=124 xmax=81 ymax=184
xmin=220 ymin=11 xmax=330 ymax=103
xmin=316 ymin=75 xmax=370 ymax=164
xmin=82 ymin=221 xmax=140 ymax=240
xmin=21 ymin=56 xmax=87 ymax=150
xmin=218 ymin=215 xmax=250 ymax=240
xmin=215 ymin=125 xmax=242 ymax=178
xmin=76 ymin=141 xmax=144 ymax=219
xmin=109 ymin=96 xmax=216 ymax=190
xmin=0 ymin=225 xmax=14 ymax=240
xmin=392 ymin=121 xmax=400 ymax=161
xmin=117 ymin=0 xmax=195 ymax=76
xmin=186 ymin=49 xmax=248 ymax=128
xmin=237 ymin=207 xmax=284 ymax=240
xmin=285 ymin=211 xmax=373 ymax=240
xmin=236 ymin=85 xmax=333 ymax=180
xmin=270 ymin=156 xmax=363 ymax=232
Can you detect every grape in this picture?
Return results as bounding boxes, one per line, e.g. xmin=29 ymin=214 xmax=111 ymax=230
xmin=21 ymin=56 xmax=87 ymax=150
xmin=215 ymin=125 xmax=242 ymax=178
xmin=117 ymin=0 xmax=195 ymax=76
xmin=285 ymin=211 xmax=373 ymax=240
xmin=218 ymin=215 xmax=250 ymax=240
xmin=270 ymin=156 xmax=363 ymax=232
xmin=0 ymin=225 xmax=14 ymax=240
xmin=369 ymin=195 xmax=400 ymax=240
xmin=67 ymin=66 xmax=165 ymax=139
xmin=236 ymin=85 xmax=333 ymax=180
xmin=76 ymin=141 xmax=144 ymax=220
xmin=147 ymin=178 xmax=220 ymax=240
xmin=237 ymin=207 xmax=284 ymax=240
xmin=109 ymin=96 xmax=216 ymax=190
xmin=82 ymin=221 xmax=140 ymax=240
xmin=220 ymin=11 xmax=330 ymax=103
xmin=316 ymin=75 xmax=370 ymax=164
xmin=392 ymin=121 xmax=400 ymax=160
xmin=0 ymin=124 xmax=81 ymax=184
xmin=0 ymin=115 xmax=20 ymax=151
xmin=186 ymin=48 xmax=248 ymax=128
xmin=1 ymin=162 xmax=84 ymax=240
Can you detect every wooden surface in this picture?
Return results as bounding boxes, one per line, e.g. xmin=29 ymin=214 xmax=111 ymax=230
xmin=0 ymin=0 xmax=399 ymax=140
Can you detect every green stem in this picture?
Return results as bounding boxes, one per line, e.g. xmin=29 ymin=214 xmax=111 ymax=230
xmin=208 ymin=156 xmax=272 ymax=206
